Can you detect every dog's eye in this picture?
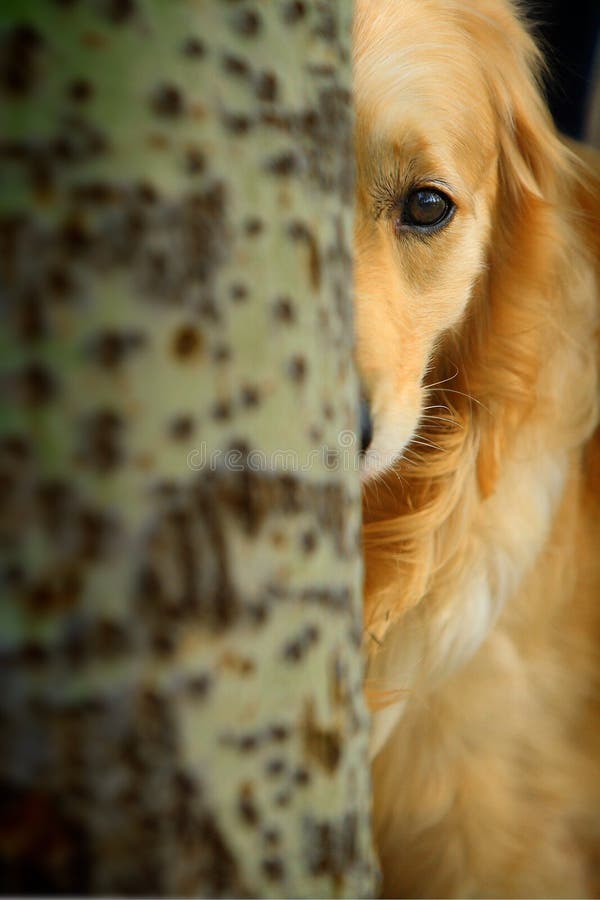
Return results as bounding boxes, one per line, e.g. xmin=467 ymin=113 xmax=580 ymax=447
xmin=402 ymin=189 xmax=454 ymax=231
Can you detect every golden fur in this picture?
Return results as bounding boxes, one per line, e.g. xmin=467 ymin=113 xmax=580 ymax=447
xmin=353 ymin=1 xmax=600 ymax=896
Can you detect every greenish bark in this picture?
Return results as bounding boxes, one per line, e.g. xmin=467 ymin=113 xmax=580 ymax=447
xmin=0 ymin=1 xmax=376 ymax=896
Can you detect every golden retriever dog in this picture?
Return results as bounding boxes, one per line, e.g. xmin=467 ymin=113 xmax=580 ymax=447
xmin=353 ymin=1 xmax=600 ymax=896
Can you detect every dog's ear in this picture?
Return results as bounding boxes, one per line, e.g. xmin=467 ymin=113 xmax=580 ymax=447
xmin=468 ymin=1 xmax=571 ymax=202
xmin=495 ymin=60 xmax=568 ymax=205
xmin=464 ymin=2 xmax=574 ymax=498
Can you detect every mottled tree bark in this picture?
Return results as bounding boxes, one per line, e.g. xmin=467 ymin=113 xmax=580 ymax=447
xmin=0 ymin=1 xmax=376 ymax=897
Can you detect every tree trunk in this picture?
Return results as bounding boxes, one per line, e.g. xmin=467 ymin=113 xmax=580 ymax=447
xmin=0 ymin=1 xmax=376 ymax=896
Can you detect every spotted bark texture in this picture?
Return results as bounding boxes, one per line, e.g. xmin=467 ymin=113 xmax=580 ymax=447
xmin=0 ymin=1 xmax=376 ymax=897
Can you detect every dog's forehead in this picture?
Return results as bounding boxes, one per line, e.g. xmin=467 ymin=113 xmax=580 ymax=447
xmin=353 ymin=0 xmax=496 ymax=173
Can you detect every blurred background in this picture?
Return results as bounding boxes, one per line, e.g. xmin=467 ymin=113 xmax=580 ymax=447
xmin=530 ymin=0 xmax=600 ymax=146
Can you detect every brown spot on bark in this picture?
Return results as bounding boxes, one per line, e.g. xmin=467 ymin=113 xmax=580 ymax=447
xmin=265 ymin=758 xmax=285 ymax=777
xmin=182 ymin=36 xmax=205 ymax=58
xmin=1 ymin=24 xmax=45 ymax=96
xmin=70 ymin=180 xmax=117 ymax=206
xmin=302 ymin=700 xmax=342 ymax=773
xmin=306 ymin=821 xmax=336 ymax=877
xmin=173 ymin=770 xmax=198 ymax=799
xmin=288 ymin=220 xmax=321 ymax=290
xmin=288 ymin=355 xmax=307 ymax=383
xmin=18 ymin=364 xmax=57 ymax=406
xmin=25 ymin=566 xmax=82 ymax=616
xmin=283 ymin=1 xmax=306 ymax=23
xmin=294 ymin=767 xmax=310 ymax=786
xmin=244 ymin=216 xmax=263 ymax=235
xmin=222 ymin=55 xmax=250 ymax=77
xmin=136 ymin=180 xmax=159 ymax=204
xmin=261 ymin=110 xmax=292 ymax=131
xmin=267 ymin=152 xmax=298 ymax=176
xmin=152 ymin=632 xmax=175 ymax=657
xmin=229 ymin=282 xmax=248 ymax=302
xmin=274 ymin=296 xmax=295 ymax=322
xmin=212 ymin=401 xmax=231 ymax=421
xmin=0 ymin=434 xmax=30 ymax=461
xmin=222 ymin=113 xmax=252 ymax=134
xmin=93 ymin=617 xmax=130 ymax=658
xmin=262 ymin=858 xmax=284 ymax=881
xmin=81 ymin=409 xmax=124 ymax=473
xmin=45 ymin=264 xmax=74 ymax=299
xmin=90 ymin=329 xmax=146 ymax=368
xmin=60 ymin=216 xmax=91 ymax=254
xmin=184 ymin=145 xmax=205 ymax=174
xmin=78 ymin=508 xmax=113 ymax=561
xmin=236 ymin=794 xmax=259 ymax=827
xmin=269 ymin=724 xmax=289 ymax=743
xmin=248 ymin=602 xmax=268 ymax=624
xmin=301 ymin=531 xmax=317 ymax=553
xmin=256 ymin=71 xmax=277 ymax=102
xmin=241 ymin=385 xmax=260 ymax=407
xmin=233 ymin=9 xmax=262 ymax=36
xmin=194 ymin=480 xmax=239 ymax=628
xmin=169 ymin=415 xmax=195 ymax=441
xmin=151 ymin=83 xmax=184 ymax=117
xmin=305 ymin=814 xmax=357 ymax=882
xmin=20 ymin=641 xmax=49 ymax=666
xmin=264 ymin=827 xmax=281 ymax=846
xmin=102 ymin=0 xmax=137 ymax=22
xmin=67 ymin=78 xmax=93 ymax=102
xmin=191 ymin=812 xmax=250 ymax=896
xmin=172 ymin=324 xmax=204 ymax=360
xmin=305 ymin=624 xmax=319 ymax=643
xmin=184 ymin=673 xmax=212 ymax=699
xmin=197 ymin=298 xmax=219 ymax=321
xmin=218 ymin=650 xmax=255 ymax=675
xmin=313 ymin=6 xmax=338 ymax=41
xmin=212 ymin=344 xmax=231 ymax=363
xmin=283 ymin=639 xmax=304 ymax=662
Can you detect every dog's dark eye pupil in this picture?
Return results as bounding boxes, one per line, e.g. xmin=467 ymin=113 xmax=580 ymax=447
xmin=405 ymin=189 xmax=450 ymax=227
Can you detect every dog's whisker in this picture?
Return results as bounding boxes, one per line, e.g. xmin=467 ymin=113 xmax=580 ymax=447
xmin=410 ymin=437 xmax=446 ymax=452
xmin=436 ymin=387 xmax=490 ymax=413
xmin=425 ymin=366 xmax=460 ymax=389
xmin=418 ymin=414 xmax=463 ymax=428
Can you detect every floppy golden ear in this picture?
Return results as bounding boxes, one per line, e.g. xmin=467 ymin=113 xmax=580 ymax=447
xmin=462 ymin=1 xmax=574 ymax=498
xmin=475 ymin=0 xmax=571 ymax=201
xmin=496 ymin=71 xmax=571 ymax=206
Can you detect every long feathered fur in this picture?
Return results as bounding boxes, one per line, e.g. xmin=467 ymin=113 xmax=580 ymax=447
xmin=355 ymin=1 xmax=600 ymax=895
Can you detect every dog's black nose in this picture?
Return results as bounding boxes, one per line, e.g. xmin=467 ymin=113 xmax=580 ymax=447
xmin=360 ymin=398 xmax=373 ymax=453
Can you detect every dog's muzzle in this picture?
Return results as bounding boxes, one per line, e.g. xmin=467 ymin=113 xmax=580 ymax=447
xmin=360 ymin=397 xmax=373 ymax=454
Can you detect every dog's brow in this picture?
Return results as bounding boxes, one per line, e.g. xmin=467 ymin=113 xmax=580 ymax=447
xmin=370 ymin=161 xmax=460 ymax=219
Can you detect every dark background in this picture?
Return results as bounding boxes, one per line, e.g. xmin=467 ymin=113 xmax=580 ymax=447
xmin=530 ymin=0 xmax=600 ymax=140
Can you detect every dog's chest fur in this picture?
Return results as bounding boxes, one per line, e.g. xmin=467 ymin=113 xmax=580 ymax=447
xmin=368 ymin=445 xmax=570 ymax=754
xmin=369 ymin=434 xmax=600 ymax=897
